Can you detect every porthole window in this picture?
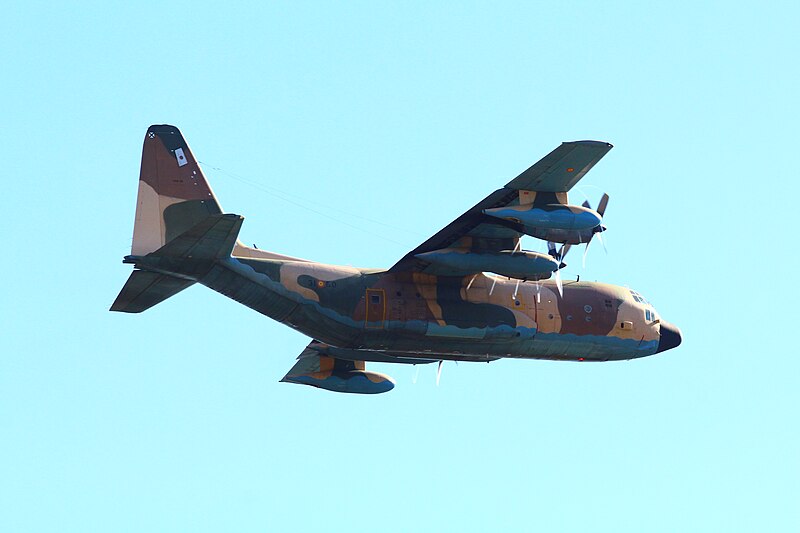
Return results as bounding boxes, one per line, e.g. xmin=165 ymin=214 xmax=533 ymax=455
xmin=585 ymin=316 xmax=592 ymax=322
xmin=584 ymin=305 xmax=592 ymax=313
xmin=566 ymin=315 xmax=573 ymax=321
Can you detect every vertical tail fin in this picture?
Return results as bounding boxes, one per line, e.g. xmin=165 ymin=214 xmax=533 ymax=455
xmin=112 ymin=125 xmax=227 ymax=313
xmin=114 ymin=124 xmax=307 ymax=313
xmin=131 ymin=125 xmax=222 ymax=256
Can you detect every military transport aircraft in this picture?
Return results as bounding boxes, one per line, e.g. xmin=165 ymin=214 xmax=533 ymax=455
xmin=111 ymin=125 xmax=682 ymax=394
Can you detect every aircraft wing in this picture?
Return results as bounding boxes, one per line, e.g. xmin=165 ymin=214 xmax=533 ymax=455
xmin=389 ymin=140 xmax=612 ymax=273
xmin=280 ymin=341 xmax=397 ymax=394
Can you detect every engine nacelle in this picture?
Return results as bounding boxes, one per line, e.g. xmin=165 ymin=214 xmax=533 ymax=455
xmin=416 ymin=248 xmax=558 ymax=280
xmin=483 ymin=204 xmax=601 ymax=231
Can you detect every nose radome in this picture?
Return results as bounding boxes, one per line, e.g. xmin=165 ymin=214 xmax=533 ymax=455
xmin=656 ymin=321 xmax=682 ymax=353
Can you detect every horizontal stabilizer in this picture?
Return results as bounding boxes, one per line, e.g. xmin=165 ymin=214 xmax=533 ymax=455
xmin=112 ymin=214 xmax=242 ymax=313
xmin=110 ymin=270 xmax=194 ymax=313
xmin=154 ymin=213 xmax=243 ymax=260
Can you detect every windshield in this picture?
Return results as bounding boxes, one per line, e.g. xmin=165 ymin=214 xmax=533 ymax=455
xmin=629 ymin=289 xmax=651 ymax=305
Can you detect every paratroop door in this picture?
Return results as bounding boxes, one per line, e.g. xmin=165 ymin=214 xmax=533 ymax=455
xmin=365 ymin=289 xmax=386 ymax=328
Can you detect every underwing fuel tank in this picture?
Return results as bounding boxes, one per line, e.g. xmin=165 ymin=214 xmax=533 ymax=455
xmin=416 ymin=248 xmax=558 ymax=280
xmin=483 ymin=204 xmax=601 ymax=231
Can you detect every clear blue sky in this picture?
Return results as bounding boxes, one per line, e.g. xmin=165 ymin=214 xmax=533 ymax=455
xmin=1 ymin=2 xmax=798 ymax=531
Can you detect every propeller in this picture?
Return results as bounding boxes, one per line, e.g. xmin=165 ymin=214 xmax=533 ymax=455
xmin=555 ymin=269 xmax=563 ymax=297
xmin=580 ymin=193 xmax=609 ymax=265
xmin=547 ymin=241 xmax=572 ymax=297
xmin=436 ymin=360 xmax=443 ymax=386
xmin=597 ymin=192 xmax=609 ymax=217
xmin=596 ymin=230 xmax=608 ymax=253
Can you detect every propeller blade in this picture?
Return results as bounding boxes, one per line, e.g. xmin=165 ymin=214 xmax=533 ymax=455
xmin=582 ymin=199 xmax=591 ymax=209
xmin=547 ymin=241 xmax=557 ymax=258
xmin=412 ymin=365 xmax=420 ymax=384
xmin=597 ymin=193 xmax=609 ymax=217
xmin=436 ymin=360 xmax=443 ymax=386
xmin=582 ymin=237 xmax=592 ymax=268
xmin=555 ymin=268 xmax=563 ymax=297
xmin=560 ymin=243 xmax=572 ymax=260
xmin=597 ymin=231 xmax=608 ymax=254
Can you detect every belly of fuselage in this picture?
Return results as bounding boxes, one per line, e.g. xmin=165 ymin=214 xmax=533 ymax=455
xmin=351 ymin=321 xmax=648 ymax=362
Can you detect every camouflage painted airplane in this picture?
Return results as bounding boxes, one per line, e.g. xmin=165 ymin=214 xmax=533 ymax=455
xmin=111 ymin=125 xmax=682 ymax=394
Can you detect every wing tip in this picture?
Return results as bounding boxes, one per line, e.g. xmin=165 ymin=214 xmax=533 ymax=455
xmin=564 ymin=140 xmax=614 ymax=149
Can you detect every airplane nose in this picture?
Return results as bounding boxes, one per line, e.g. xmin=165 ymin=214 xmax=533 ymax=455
xmin=656 ymin=321 xmax=682 ymax=353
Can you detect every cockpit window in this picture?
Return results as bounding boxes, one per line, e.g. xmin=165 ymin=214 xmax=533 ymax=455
xmin=630 ymin=290 xmax=651 ymax=305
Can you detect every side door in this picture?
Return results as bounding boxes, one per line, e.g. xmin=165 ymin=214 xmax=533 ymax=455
xmin=534 ymin=292 xmax=561 ymax=334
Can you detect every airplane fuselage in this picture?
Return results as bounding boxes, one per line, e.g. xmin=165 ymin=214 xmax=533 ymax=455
xmin=193 ymin=254 xmax=665 ymax=363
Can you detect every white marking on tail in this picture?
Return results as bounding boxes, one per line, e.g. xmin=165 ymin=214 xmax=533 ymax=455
xmin=175 ymin=147 xmax=187 ymax=167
